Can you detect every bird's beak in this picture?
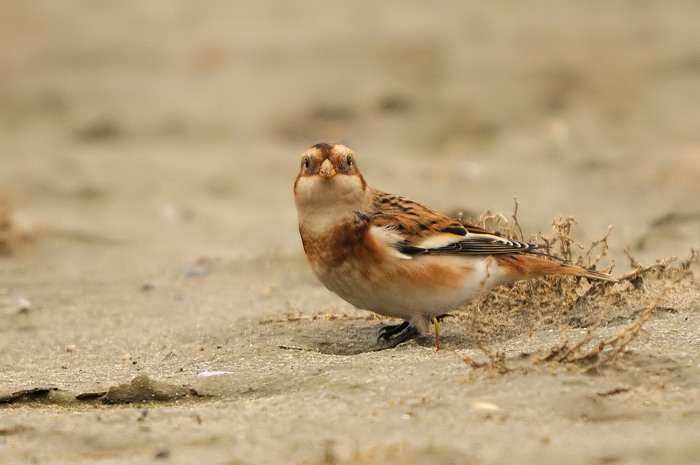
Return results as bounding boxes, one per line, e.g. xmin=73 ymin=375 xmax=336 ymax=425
xmin=319 ymin=159 xmax=336 ymax=179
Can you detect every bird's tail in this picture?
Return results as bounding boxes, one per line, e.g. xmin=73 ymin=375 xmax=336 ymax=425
xmin=496 ymin=254 xmax=618 ymax=282
xmin=553 ymin=262 xmax=618 ymax=282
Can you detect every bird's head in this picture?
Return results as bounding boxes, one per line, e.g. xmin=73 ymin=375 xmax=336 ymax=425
xmin=294 ymin=143 xmax=370 ymax=226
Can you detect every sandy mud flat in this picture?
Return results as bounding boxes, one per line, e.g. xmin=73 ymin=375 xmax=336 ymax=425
xmin=1 ymin=2 xmax=700 ymax=464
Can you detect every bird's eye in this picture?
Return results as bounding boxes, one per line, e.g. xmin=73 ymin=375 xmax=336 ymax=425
xmin=346 ymin=155 xmax=353 ymax=167
xmin=302 ymin=156 xmax=310 ymax=170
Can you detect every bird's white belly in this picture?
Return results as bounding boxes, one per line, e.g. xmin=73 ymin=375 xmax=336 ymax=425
xmin=311 ymin=254 xmax=512 ymax=322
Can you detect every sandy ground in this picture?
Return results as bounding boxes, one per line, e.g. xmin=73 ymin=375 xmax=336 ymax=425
xmin=2 ymin=1 xmax=700 ymax=464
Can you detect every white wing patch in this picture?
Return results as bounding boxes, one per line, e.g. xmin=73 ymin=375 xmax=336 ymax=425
xmin=416 ymin=232 xmax=466 ymax=250
xmin=412 ymin=231 xmax=534 ymax=256
xmin=370 ymin=226 xmax=414 ymax=259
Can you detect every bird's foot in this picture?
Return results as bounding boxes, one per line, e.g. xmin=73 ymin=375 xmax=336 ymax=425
xmin=375 ymin=321 xmax=420 ymax=350
xmin=377 ymin=321 xmax=410 ymax=340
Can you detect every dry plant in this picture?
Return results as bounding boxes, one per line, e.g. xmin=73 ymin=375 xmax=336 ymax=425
xmin=262 ymin=310 xmax=378 ymax=324
xmin=458 ymin=342 xmax=510 ymax=375
xmin=0 ymin=195 xmax=17 ymax=255
xmin=457 ymin=199 xmax=699 ymax=375
xmin=0 ymin=195 xmax=36 ymax=255
xmin=534 ymin=277 xmax=681 ymax=373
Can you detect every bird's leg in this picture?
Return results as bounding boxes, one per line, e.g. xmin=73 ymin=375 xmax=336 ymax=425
xmin=377 ymin=320 xmax=410 ymax=340
xmin=375 ymin=314 xmax=455 ymax=350
xmin=431 ymin=314 xmax=456 ymax=350
xmin=433 ymin=317 xmax=441 ymax=351
xmin=374 ymin=323 xmax=420 ymax=350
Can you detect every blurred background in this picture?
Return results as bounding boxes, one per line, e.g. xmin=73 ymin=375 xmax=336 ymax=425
xmin=1 ymin=0 xmax=699 ymax=268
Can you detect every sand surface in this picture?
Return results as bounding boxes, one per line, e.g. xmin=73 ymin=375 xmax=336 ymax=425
xmin=1 ymin=1 xmax=700 ymax=464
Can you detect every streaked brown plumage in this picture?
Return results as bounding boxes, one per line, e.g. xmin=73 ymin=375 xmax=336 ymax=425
xmin=294 ymin=143 xmax=616 ymax=348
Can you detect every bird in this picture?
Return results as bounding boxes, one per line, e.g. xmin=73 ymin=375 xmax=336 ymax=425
xmin=294 ymin=143 xmax=617 ymax=349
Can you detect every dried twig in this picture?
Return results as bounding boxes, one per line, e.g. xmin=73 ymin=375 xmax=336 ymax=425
xmin=551 ymin=216 xmax=583 ymax=262
xmin=511 ymin=198 xmax=525 ymax=241
xmin=456 ymin=343 xmax=510 ymax=374
xmin=617 ymin=250 xmax=677 ymax=282
xmin=580 ymin=278 xmax=679 ymax=372
xmin=535 ymin=276 xmax=682 ymax=372
xmin=0 ymin=195 xmax=16 ymax=255
xmin=581 ymin=224 xmax=614 ymax=269
xmin=679 ymin=248 xmax=699 ymax=271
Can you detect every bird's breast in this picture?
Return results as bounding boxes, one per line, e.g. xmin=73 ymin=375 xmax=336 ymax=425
xmin=299 ymin=219 xmax=381 ymax=273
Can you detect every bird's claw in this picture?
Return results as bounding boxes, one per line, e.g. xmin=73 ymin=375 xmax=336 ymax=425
xmin=377 ymin=321 xmax=410 ymax=340
xmin=375 ymin=322 xmax=420 ymax=350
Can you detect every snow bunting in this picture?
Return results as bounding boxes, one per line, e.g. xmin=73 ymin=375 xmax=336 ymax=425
xmin=294 ymin=143 xmax=616 ymax=349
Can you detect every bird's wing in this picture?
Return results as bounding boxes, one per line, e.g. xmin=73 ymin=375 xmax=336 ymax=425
xmin=368 ymin=190 xmax=538 ymax=256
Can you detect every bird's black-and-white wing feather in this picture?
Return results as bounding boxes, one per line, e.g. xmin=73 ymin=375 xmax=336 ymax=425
xmin=367 ymin=189 xmax=540 ymax=258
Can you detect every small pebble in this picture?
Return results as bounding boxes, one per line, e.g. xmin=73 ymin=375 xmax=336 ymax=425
xmin=13 ymin=296 xmax=32 ymax=313
xmin=66 ymin=344 xmax=76 ymax=353
xmin=470 ymin=401 xmax=501 ymax=411
xmin=153 ymin=449 xmax=170 ymax=459
xmin=185 ymin=267 xmax=209 ymax=277
xmin=158 ymin=203 xmax=182 ymax=222
xmin=197 ymin=371 xmax=233 ymax=378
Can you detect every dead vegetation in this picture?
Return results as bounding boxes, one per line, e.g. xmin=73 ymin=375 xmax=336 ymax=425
xmin=0 ymin=195 xmax=35 ymax=255
xmin=533 ymin=276 xmax=681 ymax=373
xmin=456 ymin=200 xmax=699 ymax=375
xmin=0 ymin=195 xmax=18 ymax=255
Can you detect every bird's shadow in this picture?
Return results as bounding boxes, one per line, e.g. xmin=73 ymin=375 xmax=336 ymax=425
xmin=276 ymin=319 xmax=473 ymax=355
